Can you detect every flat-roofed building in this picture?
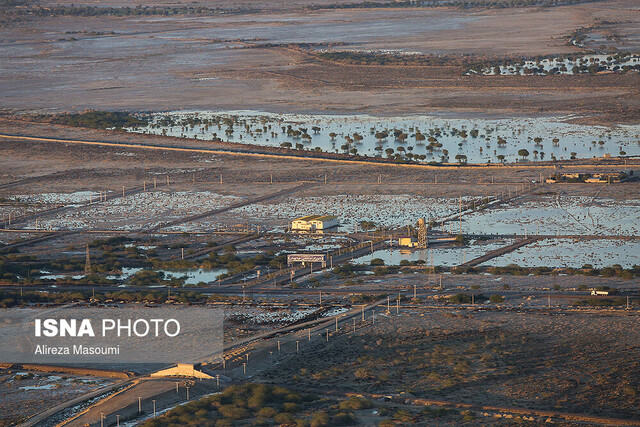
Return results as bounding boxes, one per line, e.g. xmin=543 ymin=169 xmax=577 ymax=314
xmin=291 ymin=215 xmax=338 ymax=232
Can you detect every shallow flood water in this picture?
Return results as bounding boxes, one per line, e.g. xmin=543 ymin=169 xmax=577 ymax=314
xmin=129 ymin=110 xmax=640 ymax=163
xmin=454 ymin=196 xmax=640 ymax=237
xmin=350 ymin=239 xmax=514 ymax=267
xmin=483 ymin=238 xmax=640 ymax=269
xmin=106 ymin=267 xmax=229 ymax=285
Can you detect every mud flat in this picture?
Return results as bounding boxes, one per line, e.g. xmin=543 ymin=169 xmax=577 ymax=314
xmin=1 ymin=1 xmax=640 ymax=121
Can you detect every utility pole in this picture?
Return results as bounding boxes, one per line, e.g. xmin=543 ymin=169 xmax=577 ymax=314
xmin=153 ymin=400 xmax=156 ymax=418
xmin=138 ymin=397 xmax=142 ymax=414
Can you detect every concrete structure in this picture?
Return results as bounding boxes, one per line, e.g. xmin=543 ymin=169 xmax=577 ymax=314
xmin=399 ymin=237 xmax=418 ymax=248
xmin=584 ymin=172 xmax=630 ymax=183
xmin=151 ymin=363 xmax=213 ymax=379
xmin=287 ymin=253 xmax=327 ymax=267
xmin=547 ymin=171 xmax=631 ymax=184
xmin=291 ymin=215 xmax=338 ymax=232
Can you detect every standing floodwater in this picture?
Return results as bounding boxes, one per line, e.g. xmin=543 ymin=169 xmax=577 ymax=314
xmin=128 ymin=111 xmax=640 ymax=163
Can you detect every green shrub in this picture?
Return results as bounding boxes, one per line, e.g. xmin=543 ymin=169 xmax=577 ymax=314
xmin=489 ymin=294 xmax=505 ymax=303
xmin=333 ymin=412 xmax=356 ymax=425
xmin=274 ymin=412 xmax=296 ymax=424
xmin=310 ymin=412 xmax=330 ymax=427
xmin=338 ymin=397 xmax=373 ymax=410
xmin=256 ymin=407 xmax=277 ymax=418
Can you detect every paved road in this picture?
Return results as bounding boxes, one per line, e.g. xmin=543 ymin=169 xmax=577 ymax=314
xmin=1 ymin=133 xmax=633 ymax=170
xmin=460 ymin=236 xmax=544 ymax=267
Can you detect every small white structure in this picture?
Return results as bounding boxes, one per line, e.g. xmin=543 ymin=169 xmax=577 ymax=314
xmin=151 ymin=363 xmax=213 ymax=379
xmin=591 ymin=290 xmax=610 ymax=296
xmin=291 ymin=215 xmax=338 ymax=232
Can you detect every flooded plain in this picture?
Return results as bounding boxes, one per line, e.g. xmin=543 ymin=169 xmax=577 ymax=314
xmin=483 ymin=238 xmax=640 ymax=269
xmin=129 ymin=111 xmax=640 ymax=163
xmin=351 ymin=238 xmax=515 ymax=267
xmin=471 ymin=53 xmax=640 ymax=76
xmin=455 ymin=196 xmax=640 ymax=237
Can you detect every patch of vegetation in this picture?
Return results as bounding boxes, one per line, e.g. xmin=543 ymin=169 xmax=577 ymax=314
xmin=36 ymin=110 xmax=149 ymax=130
xmin=309 ymin=0 xmax=601 ymax=12
xmin=141 ymin=383 xmax=360 ymax=427
xmin=278 ymin=320 xmax=640 ymax=420
xmin=572 ymin=297 xmax=628 ymax=307
xmin=0 ymin=289 xmax=221 ymax=308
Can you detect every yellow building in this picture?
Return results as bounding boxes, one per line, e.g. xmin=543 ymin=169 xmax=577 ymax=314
xmin=291 ymin=215 xmax=338 ymax=232
xmin=399 ymin=237 xmax=418 ymax=248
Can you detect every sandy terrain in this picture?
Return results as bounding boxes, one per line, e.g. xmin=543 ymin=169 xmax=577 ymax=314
xmin=0 ymin=370 xmax=116 ymax=426
xmin=253 ymin=307 xmax=640 ymax=420
xmin=1 ymin=1 xmax=639 ymax=122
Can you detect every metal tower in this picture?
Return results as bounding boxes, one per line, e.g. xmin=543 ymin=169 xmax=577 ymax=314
xmin=417 ymin=218 xmax=428 ymax=248
xmin=84 ymin=244 xmax=92 ymax=275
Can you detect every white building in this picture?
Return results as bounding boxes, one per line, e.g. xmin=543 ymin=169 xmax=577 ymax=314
xmin=291 ymin=215 xmax=338 ymax=232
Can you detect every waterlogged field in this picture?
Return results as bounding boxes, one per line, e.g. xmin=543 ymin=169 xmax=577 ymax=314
xmin=483 ymin=238 xmax=640 ymax=269
xmin=106 ymin=267 xmax=229 ymax=285
xmin=234 ymin=195 xmax=460 ymax=232
xmin=13 ymin=191 xmax=241 ymax=231
xmin=128 ymin=111 xmax=640 ymax=163
xmin=455 ymin=196 xmax=640 ymax=237
xmin=351 ymin=238 xmax=515 ymax=267
xmin=470 ymin=53 xmax=640 ymax=76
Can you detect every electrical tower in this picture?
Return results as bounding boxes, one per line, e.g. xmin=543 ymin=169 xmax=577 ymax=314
xmin=417 ymin=218 xmax=428 ymax=248
xmin=84 ymin=244 xmax=92 ymax=275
